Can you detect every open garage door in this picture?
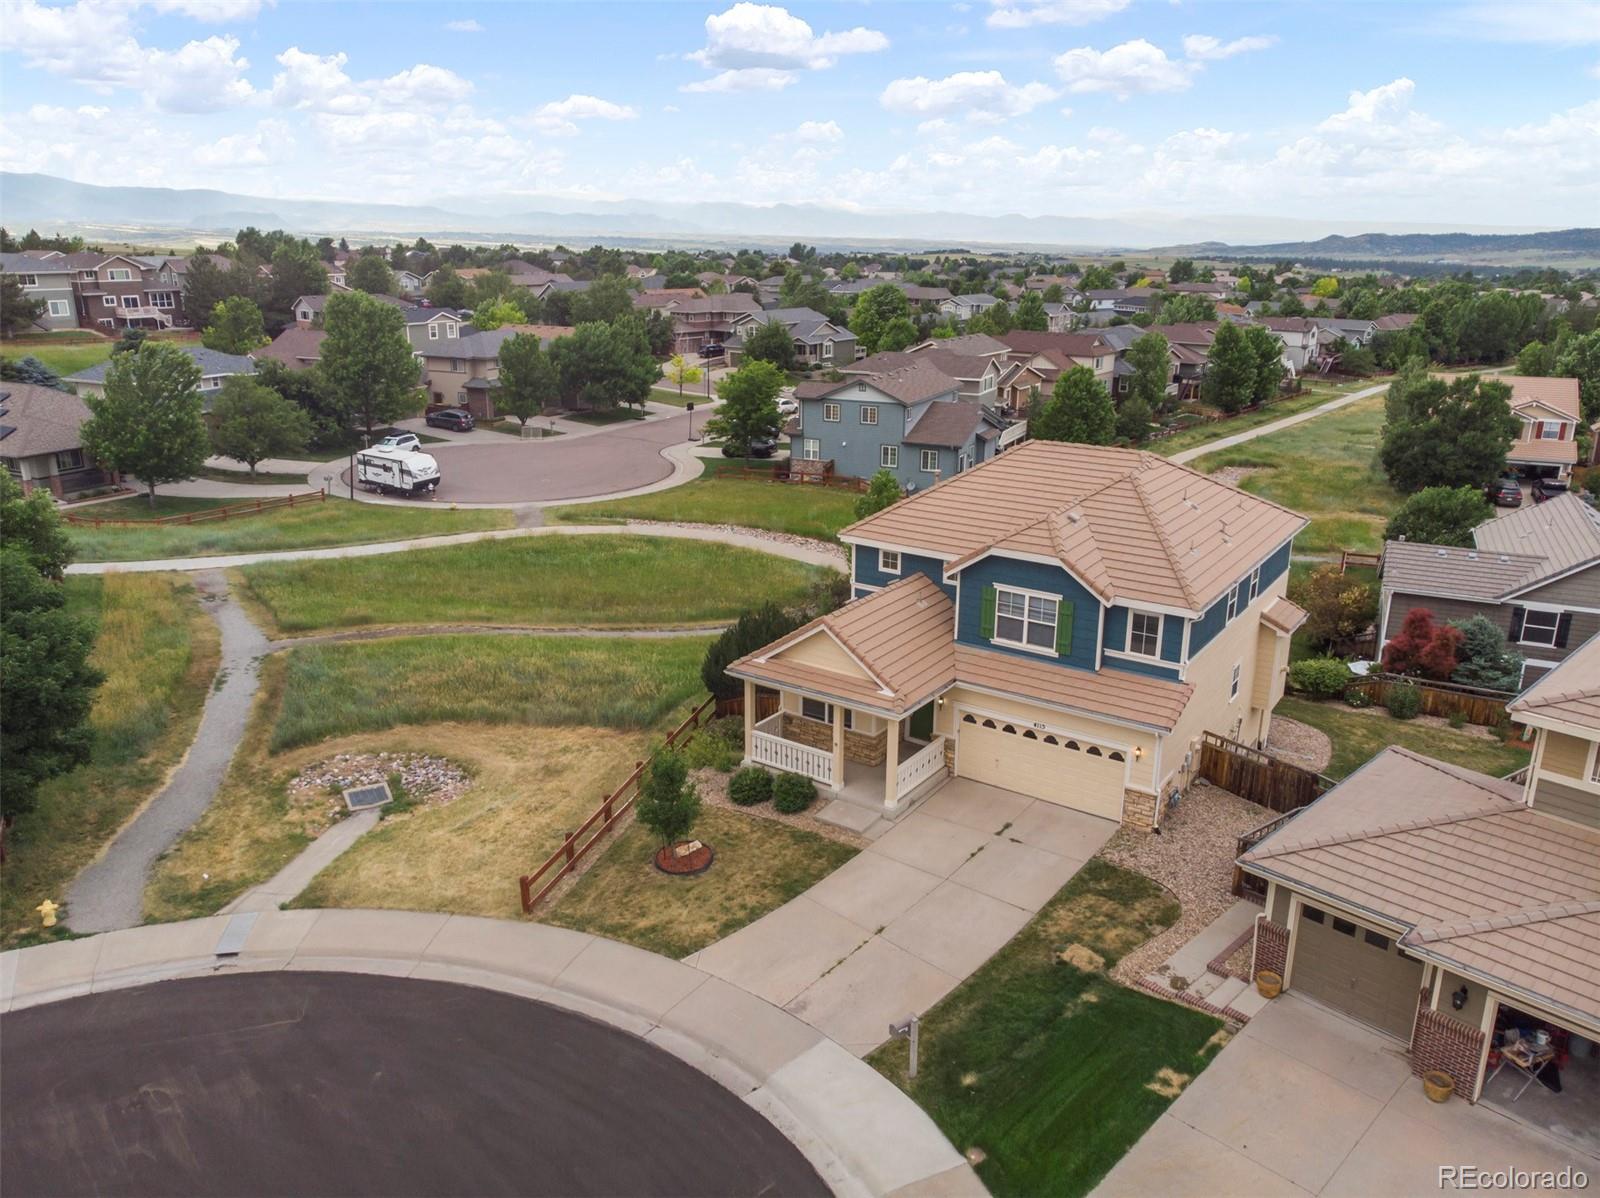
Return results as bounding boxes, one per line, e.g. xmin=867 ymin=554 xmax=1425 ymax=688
xmin=1291 ymin=904 xmax=1423 ymax=1039
xmin=956 ymin=712 xmax=1125 ymax=820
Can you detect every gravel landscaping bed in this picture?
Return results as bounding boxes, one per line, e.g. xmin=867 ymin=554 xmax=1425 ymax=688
xmin=1098 ymin=781 xmax=1272 ymax=986
xmin=1265 ymin=715 xmax=1333 ymax=772
xmin=288 ymin=751 xmax=472 ymax=812
xmin=691 ymin=766 xmax=867 ymax=849
xmin=623 ymin=520 xmax=847 ymax=565
xmin=1207 ymin=465 xmax=1264 ymax=488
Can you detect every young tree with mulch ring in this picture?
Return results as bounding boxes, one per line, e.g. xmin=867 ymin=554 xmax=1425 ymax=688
xmin=635 ymin=748 xmax=706 ymax=873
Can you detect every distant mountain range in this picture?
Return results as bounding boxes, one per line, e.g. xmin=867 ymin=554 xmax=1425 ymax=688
xmin=1158 ymin=229 xmax=1600 ymax=269
xmin=1 ymin=172 xmax=1590 ymax=265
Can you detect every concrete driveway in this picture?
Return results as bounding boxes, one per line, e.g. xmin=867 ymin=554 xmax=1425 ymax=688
xmin=688 ymin=779 xmax=1117 ymax=1056
xmin=1095 ymin=994 xmax=1596 ymax=1196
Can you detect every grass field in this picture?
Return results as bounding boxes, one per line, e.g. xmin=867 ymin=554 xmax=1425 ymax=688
xmin=544 ymin=807 xmax=858 ymax=958
xmin=1154 ymin=378 xmax=1382 ymax=458
xmin=67 ymin=495 xmax=513 ymax=562
xmin=240 ymin=534 xmax=835 ymax=635
xmin=553 ymin=460 xmax=861 ymax=542
xmin=2 ymin=341 xmax=116 ymax=378
xmin=1190 ymin=393 xmax=1402 ymax=554
xmin=3 ymin=574 xmax=218 ymax=946
xmin=271 ymin=634 xmax=711 ymax=750
xmin=197 ymin=466 xmax=315 ymax=485
xmin=868 ymin=859 xmax=1225 ymax=1198
xmin=1274 ymin=697 xmax=1532 ymax=780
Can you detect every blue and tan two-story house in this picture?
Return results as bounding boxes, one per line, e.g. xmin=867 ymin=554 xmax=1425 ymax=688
xmin=787 ymin=359 xmax=1007 ymax=491
xmin=729 ymin=440 xmax=1308 ymax=828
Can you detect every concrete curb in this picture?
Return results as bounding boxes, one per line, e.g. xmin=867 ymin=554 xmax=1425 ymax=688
xmin=1 ymin=910 xmax=981 ymax=1198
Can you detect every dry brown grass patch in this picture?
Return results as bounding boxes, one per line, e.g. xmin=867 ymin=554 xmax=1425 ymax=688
xmin=1144 ymin=1067 xmax=1191 ymax=1098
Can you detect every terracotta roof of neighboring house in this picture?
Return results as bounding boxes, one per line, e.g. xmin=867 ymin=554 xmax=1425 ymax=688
xmin=846 ymin=441 xmax=1306 ymax=614
xmin=0 ymin=383 xmax=91 ymax=459
xmin=1143 ymin=323 xmax=1218 ymax=348
xmin=1380 ymin=541 xmax=1545 ymax=601
xmin=420 ymin=324 xmax=574 ymax=360
xmin=632 ymin=288 xmax=706 ymax=309
xmin=1506 ymin=438 xmax=1579 ymax=466
xmin=950 ymin=645 xmax=1192 ymax=731
xmin=903 ymin=401 xmax=986 ymax=448
xmin=1472 ymin=493 xmax=1600 ymax=590
xmin=921 ymin=333 xmax=1009 ymax=357
xmin=252 ymin=326 xmax=326 ymax=370
xmin=1241 ymin=747 xmax=1600 ymax=1028
xmin=1373 ymin=313 xmax=1419 ymax=331
xmin=1261 ymin=595 xmax=1309 ymax=635
xmin=1508 ymin=630 xmax=1600 ymax=732
xmin=664 ymin=294 xmax=760 ymax=316
xmin=1254 ymin=316 xmax=1318 ymax=333
xmin=1503 ymin=374 xmax=1582 ymax=422
xmin=797 ymin=359 xmax=960 ymax=406
xmin=65 ymin=346 xmax=256 ymax=385
xmin=997 ymin=331 xmax=1112 ymax=359
xmin=1217 ymin=302 xmax=1248 ymax=317
xmin=902 ymin=284 xmax=954 ymax=303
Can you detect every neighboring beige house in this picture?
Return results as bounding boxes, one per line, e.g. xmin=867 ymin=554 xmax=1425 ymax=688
xmin=417 ymin=324 xmax=573 ymax=417
xmin=0 ymin=382 xmax=115 ymax=496
xmin=728 ymin=440 xmax=1307 ymax=828
xmin=1238 ymin=634 xmax=1600 ymax=1137
xmin=1503 ymin=374 xmax=1582 ymax=482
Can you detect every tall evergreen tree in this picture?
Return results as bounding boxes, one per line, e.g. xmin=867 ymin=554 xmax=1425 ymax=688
xmin=1203 ymin=320 xmax=1255 ymax=413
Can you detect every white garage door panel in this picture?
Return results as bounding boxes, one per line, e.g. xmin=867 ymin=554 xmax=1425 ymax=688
xmin=1292 ymin=907 xmax=1423 ymax=1040
xmin=957 ymin=713 xmax=1125 ymax=820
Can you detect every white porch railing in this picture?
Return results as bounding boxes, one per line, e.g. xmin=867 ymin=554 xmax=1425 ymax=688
xmin=751 ymin=712 xmax=835 ymax=788
xmin=896 ymin=737 xmax=946 ymax=799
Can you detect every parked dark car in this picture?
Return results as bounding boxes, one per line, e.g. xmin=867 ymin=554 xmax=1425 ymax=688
xmin=1532 ymin=478 xmax=1570 ymax=504
xmin=698 ymin=343 xmax=725 ymax=359
xmin=425 ymin=408 xmax=475 ymax=432
xmin=722 ymin=436 xmax=776 ymax=459
xmin=1485 ymin=477 xmax=1523 ymax=507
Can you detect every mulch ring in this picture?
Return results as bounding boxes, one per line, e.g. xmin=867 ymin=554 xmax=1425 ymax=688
xmin=1265 ymin=715 xmax=1333 ymax=773
xmin=287 ymin=752 xmax=472 ymax=812
xmin=654 ymin=840 xmax=715 ymax=876
xmin=690 ymin=767 xmax=867 ymax=849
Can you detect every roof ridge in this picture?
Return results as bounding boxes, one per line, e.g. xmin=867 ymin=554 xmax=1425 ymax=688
xmin=1407 ymin=898 xmax=1600 ymax=944
xmin=1129 ymin=467 xmax=1202 ymax=610
xmin=1246 ymin=800 xmax=1515 ymax=860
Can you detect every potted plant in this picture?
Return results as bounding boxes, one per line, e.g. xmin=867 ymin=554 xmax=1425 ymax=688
xmin=1255 ymin=969 xmax=1283 ymax=999
xmin=635 ymin=748 xmax=710 ymax=875
xmin=1422 ymin=1070 xmax=1454 ymax=1103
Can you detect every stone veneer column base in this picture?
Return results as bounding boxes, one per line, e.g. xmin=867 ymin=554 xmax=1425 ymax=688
xmin=778 ymin=714 xmax=885 ymax=766
xmin=1122 ymin=790 xmax=1157 ymax=830
xmin=1410 ymin=997 xmax=1486 ymax=1100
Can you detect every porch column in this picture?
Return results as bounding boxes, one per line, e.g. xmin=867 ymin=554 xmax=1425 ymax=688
xmin=742 ymin=678 xmax=756 ymax=758
xmin=832 ymin=705 xmax=846 ymax=790
xmin=883 ymin=717 xmax=902 ymax=810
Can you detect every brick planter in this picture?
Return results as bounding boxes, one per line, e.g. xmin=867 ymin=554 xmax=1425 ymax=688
xmin=1410 ymin=999 xmax=1485 ymax=1100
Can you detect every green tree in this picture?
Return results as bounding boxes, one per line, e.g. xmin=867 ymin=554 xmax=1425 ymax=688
xmin=1115 ymin=393 xmax=1153 ymax=444
xmin=0 ymin=274 xmax=46 ymax=335
xmin=208 ymin=376 xmax=311 ymax=476
xmin=252 ymin=358 xmax=346 ymax=450
xmin=1449 ymin=615 xmax=1524 ymax=692
xmin=1202 ymin=320 xmax=1256 ymax=413
xmin=496 ymin=333 xmax=558 ymax=426
xmin=1126 ymin=331 xmax=1171 ymax=414
xmin=548 ymin=320 xmax=657 ymax=413
xmin=742 ymin=319 xmax=798 ymax=371
xmin=855 ymin=468 xmax=902 ymax=519
xmin=0 ymin=545 xmax=102 ymax=823
xmin=569 ymin=275 xmax=637 ymax=325
xmin=1156 ymin=293 xmax=1216 ymax=324
xmin=633 ymin=748 xmax=701 ymax=850
xmin=848 ymin=283 xmax=911 ymax=354
xmin=0 ymin=469 xmax=74 ymax=580
xmin=1381 ymin=373 xmax=1519 ymax=492
xmin=1167 ymin=258 xmax=1196 ymax=284
xmin=704 ymin=360 xmax=783 ymax=455
xmin=1078 ymin=265 xmax=1116 ymax=290
xmin=878 ymin=316 xmax=919 ymax=352
xmin=181 ymin=251 xmax=258 ymax=325
xmin=1241 ymin=323 xmax=1287 ymax=405
xmin=1 ymin=355 xmax=67 ymax=390
xmin=1515 ymin=339 xmax=1554 ymax=377
xmin=662 ymin=352 xmax=703 ymax=398
xmin=472 ymin=298 xmax=524 ymax=331
xmin=112 ymin=328 xmax=149 ymax=355
xmin=1029 ymin=366 xmax=1115 ymax=445
xmin=268 ymin=240 xmax=328 ymax=319
xmin=1554 ymin=329 xmax=1600 ymax=422
xmin=319 ymin=290 xmax=421 ymax=438
xmin=425 ymin=264 xmax=470 ymax=309
xmin=202 ymin=295 xmax=268 ymax=354
xmin=80 ymin=342 xmax=208 ymax=505
xmin=701 ymin=603 xmax=805 ymax=700
xmin=1384 ymin=485 xmax=1494 ymax=547
xmin=1012 ymin=291 xmax=1048 ymax=331
xmin=1311 ymin=276 xmax=1340 ymax=298
xmin=1042 ymin=283 xmax=1065 ymax=304
xmin=347 ymin=254 xmax=396 ymax=295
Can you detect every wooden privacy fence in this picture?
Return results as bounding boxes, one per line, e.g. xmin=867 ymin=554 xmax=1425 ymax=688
xmin=713 ymin=689 xmax=780 ymax=721
xmin=1344 ymin=673 xmax=1513 ymax=727
xmin=1232 ymin=808 xmax=1303 ymax=900
xmin=518 ymin=695 xmax=717 ymax=914
xmin=65 ymin=489 xmax=326 ymax=527
xmin=1198 ymin=731 xmax=1330 ymax=816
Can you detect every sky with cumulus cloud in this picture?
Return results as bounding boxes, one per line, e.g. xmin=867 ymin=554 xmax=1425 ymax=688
xmin=2 ymin=0 xmax=1597 ymax=231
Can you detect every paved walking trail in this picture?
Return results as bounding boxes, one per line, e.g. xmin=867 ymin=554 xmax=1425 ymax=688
xmin=64 ymin=572 xmax=269 ymax=934
xmin=1168 ymin=382 xmax=1389 ymax=465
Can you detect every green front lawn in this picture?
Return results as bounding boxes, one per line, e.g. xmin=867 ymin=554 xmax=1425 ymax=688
xmin=1154 ymin=379 xmax=1382 ymax=458
xmin=68 ymin=495 xmax=513 ymax=562
xmin=1274 ymin=696 xmax=1531 ymax=781
xmin=552 ymin=460 xmax=861 ymax=542
xmin=1190 ymin=393 xmax=1402 ymax=554
xmin=3 ymin=341 xmax=116 ymax=378
xmin=869 ymin=859 xmax=1225 ymax=1198
xmin=239 ymin=533 xmax=836 ymax=635
xmin=650 ymin=387 xmax=714 ymax=407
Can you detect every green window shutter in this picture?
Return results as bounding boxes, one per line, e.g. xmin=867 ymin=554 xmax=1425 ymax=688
xmin=979 ymin=585 xmax=996 ymax=639
xmin=1055 ymin=600 xmax=1074 ymax=656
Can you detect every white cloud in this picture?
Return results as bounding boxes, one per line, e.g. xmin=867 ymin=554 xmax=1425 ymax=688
xmin=140 ymin=35 xmax=257 ymax=112
xmin=881 ymin=71 xmax=1057 ymax=122
xmin=986 ymin=0 xmax=1130 ymax=29
xmin=145 ymin=0 xmax=267 ymax=19
xmin=269 ymin=49 xmax=472 ymax=114
xmin=1181 ymin=34 xmax=1277 ymax=61
xmin=1590 ymin=58 xmax=1600 ymax=78
xmin=1317 ymin=78 xmax=1439 ymax=137
xmin=1451 ymin=1 xmax=1600 ymax=46
xmin=791 ymin=119 xmax=844 ymax=143
xmin=683 ymin=3 xmax=886 ymax=90
xmin=529 ymin=94 xmax=640 ymax=135
xmin=1054 ymin=39 xmax=1195 ymax=96
xmin=372 ymin=64 xmax=473 ymax=106
xmin=444 ymin=18 xmax=483 ymax=32
xmin=191 ymin=119 xmax=292 ymax=168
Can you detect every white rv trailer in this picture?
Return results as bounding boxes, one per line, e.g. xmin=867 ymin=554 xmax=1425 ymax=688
xmin=355 ymin=447 xmax=441 ymax=496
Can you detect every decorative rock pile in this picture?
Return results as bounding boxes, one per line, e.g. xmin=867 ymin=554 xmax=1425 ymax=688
xmin=288 ymin=752 xmax=471 ymax=810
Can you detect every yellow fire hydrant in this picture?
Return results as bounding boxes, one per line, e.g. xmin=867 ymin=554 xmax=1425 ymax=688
xmin=36 ymin=899 xmax=59 ymax=928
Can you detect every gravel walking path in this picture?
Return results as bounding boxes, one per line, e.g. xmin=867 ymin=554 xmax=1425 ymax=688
xmin=64 ymin=572 xmax=270 ymax=934
xmin=1168 ymin=382 xmax=1388 ymax=466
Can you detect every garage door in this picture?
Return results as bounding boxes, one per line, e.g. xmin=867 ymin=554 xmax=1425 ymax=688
xmin=1291 ymin=905 xmax=1423 ymax=1039
xmin=956 ymin=712 xmax=1125 ymax=820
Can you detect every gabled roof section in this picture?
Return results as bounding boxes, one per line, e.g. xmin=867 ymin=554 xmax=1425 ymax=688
xmin=1473 ymin=493 xmax=1600 ymax=592
xmin=796 ymin=359 xmax=961 ymax=406
xmin=1508 ymin=630 xmax=1600 ymax=733
xmin=861 ymin=441 xmax=1305 ymax=613
xmin=1261 ymin=595 xmax=1309 ymax=635
xmin=1381 ymin=540 xmax=1545 ymax=602
xmin=1503 ymin=374 xmax=1581 ymax=421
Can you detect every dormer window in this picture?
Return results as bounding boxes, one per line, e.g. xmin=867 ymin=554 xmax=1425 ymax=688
xmin=879 ymin=549 xmax=901 ymax=575
xmin=429 ymin=323 xmax=440 ymax=340
xmin=994 ymin=587 xmax=1058 ymax=652
xmin=446 ymin=323 xmax=459 ymax=338
xmin=1127 ymin=611 xmax=1162 ymax=658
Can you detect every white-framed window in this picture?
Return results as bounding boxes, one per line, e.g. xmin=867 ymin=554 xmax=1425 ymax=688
xmin=856 ymin=382 xmax=866 ymax=391
xmin=994 ymin=586 xmax=1058 ymax=652
xmin=429 ymin=323 xmax=440 ymax=340
xmin=54 ymin=448 xmax=85 ymax=471
xmin=47 ymin=299 xmax=70 ymax=317
xmin=1226 ymin=585 xmax=1239 ymax=620
xmin=1128 ymin=610 xmax=1162 ymax=658
xmin=150 ymin=292 xmax=174 ymax=309
xmin=1539 ymin=421 xmax=1562 ymax=440
xmin=19 ymin=274 xmax=38 ymax=287
xmin=1230 ymin=663 xmax=1241 ymax=700
xmin=880 ymin=444 xmax=898 ymax=468
xmin=1248 ymin=567 xmax=1261 ymax=602
xmin=121 ymin=295 xmax=141 ymax=309
xmin=859 ymin=405 xmax=878 ymax=425
xmin=106 ymin=268 xmax=133 ymax=282
xmin=80 ymin=270 xmax=97 ymax=281
xmin=299 ymin=308 xmax=313 ymax=322
xmin=450 ymin=358 xmax=465 ymax=372
xmin=823 ymin=402 xmax=841 ymax=422
xmin=822 ymin=341 xmax=834 ymax=360
xmin=879 ymin=549 xmax=901 ymax=575
xmin=800 ymin=697 xmax=852 ymax=729
xmin=802 ymin=438 xmax=821 ymax=461
xmin=919 ymin=449 xmax=939 ymax=473
xmin=102 ymin=295 xmax=117 ymax=307
xmin=446 ymin=323 xmax=459 ymax=338
xmin=958 ymin=451 xmax=972 ymax=472
xmin=1519 ymin=608 xmax=1561 ymax=647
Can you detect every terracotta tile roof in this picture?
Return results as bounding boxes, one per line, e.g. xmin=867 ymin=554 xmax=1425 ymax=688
xmin=1373 ymin=313 xmax=1419 ymax=331
xmin=1241 ymin=746 xmax=1600 ymax=1025
xmin=1381 ymin=541 xmax=1544 ymax=602
xmin=1261 ymin=595 xmax=1309 ymax=635
xmin=1506 ymin=437 xmax=1579 ymax=465
xmin=997 ymin=331 xmax=1111 ymax=359
xmin=1508 ymin=630 xmax=1600 ymax=733
xmin=1473 ymin=493 xmax=1600 ymax=589
xmin=253 ymin=326 xmax=325 ymax=370
xmin=845 ymin=441 xmax=1305 ymax=614
xmin=950 ymin=645 xmax=1191 ymax=731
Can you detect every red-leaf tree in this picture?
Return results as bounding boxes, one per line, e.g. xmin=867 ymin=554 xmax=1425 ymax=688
xmin=1383 ymin=607 xmax=1462 ymax=680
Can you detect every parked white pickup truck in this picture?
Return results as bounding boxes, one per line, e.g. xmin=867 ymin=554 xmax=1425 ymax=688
xmin=355 ymin=447 xmax=440 ymax=496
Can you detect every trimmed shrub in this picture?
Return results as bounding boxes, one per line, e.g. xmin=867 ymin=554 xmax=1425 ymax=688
xmin=1447 ymin=709 xmax=1468 ymax=730
xmin=772 ymin=771 xmax=816 ymax=814
xmin=1288 ymin=656 xmax=1354 ymax=699
xmin=1386 ymin=682 xmax=1422 ymax=721
xmin=681 ymin=731 xmax=737 ymax=772
xmin=728 ymin=766 xmax=773 ymax=806
xmin=1344 ymin=685 xmax=1373 ymax=708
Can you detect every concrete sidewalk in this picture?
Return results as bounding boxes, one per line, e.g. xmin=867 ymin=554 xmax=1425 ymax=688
xmin=690 ymin=779 xmax=1117 ymax=1056
xmin=1169 ymin=382 xmax=1387 ymax=465
xmin=0 ymin=909 xmax=981 ymax=1198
